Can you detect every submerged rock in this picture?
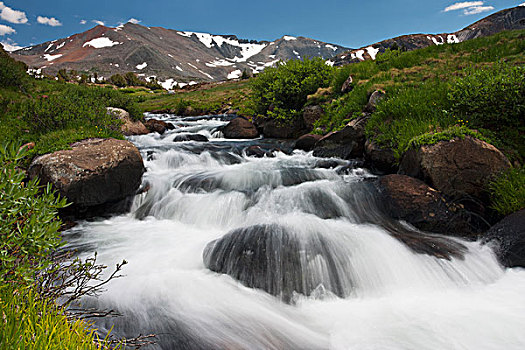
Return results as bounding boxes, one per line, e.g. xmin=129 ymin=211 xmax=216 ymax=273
xmin=483 ymin=209 xmax=525 ymax=268
xmin=173 ymin=134 xmax=209 ymax=142
xmin=28 ymin=138 xmax=145 ymax=218
xmin=203 ymin=224 xmax=350 ymax=302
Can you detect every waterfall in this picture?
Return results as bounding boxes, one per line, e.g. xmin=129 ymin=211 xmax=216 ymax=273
xmin=64 ymin=114 xmax=525 ymax=350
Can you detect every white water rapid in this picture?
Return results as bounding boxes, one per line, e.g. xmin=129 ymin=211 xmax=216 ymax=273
xmin=64 ymin=114 xmax=525 ymax=350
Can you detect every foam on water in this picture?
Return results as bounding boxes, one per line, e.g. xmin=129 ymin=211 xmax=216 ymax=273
xmin=65 ymin=114 xmax=525 ymax=349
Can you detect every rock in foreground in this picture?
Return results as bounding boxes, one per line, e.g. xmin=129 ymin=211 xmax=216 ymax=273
xmin=28 ymin=138 xmax=145 ymax=217
xmin=483 ymin=209 xmax=525 ymax=268
xmin=399 ymin=136 xmax=511 ymax=201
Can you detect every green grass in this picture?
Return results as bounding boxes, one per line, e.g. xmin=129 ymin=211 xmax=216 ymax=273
xmin=316 ymin=29 xmax=525 ymax=162
xmin=0 ymin=286 xmax=116 ymax=350
xmin=488 ymin=167 xmax=525 ymax=216
xmin=137 ymin=80 xmax=252 ymax=114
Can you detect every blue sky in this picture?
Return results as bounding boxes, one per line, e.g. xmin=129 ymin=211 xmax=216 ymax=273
xmin=1 ymin=1 xmax=523 ymax=50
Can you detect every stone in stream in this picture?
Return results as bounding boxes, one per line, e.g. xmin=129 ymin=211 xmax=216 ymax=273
xmin=144 ymin=118 xmax=176 ymax=134
xmin=28 ymin=138 xmax=145 ymax=218
xmin=173 ymin=134 xmax=209 ymax=142
xmin=221 ymin=117 xmax=259 ymax=139
xmin=203 ymin=224 xmax=349 ymax=302
xmin=483 ymin=209 xmax=525 ymax=268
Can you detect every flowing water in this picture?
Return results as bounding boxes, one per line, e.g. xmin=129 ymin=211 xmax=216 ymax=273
xmin=64 ymin=114 xmax=525 ymax=350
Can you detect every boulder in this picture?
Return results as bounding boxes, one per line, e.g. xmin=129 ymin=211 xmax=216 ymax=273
xmin=341 ymin=74 xmax=353 ymax=94
xmin=107 ymin=107 xmax=149 ymax=136
xmin=483 ymin=209 xmax=525 ymax=268
xmin=203 ymin=224 xmax=350 ymax=302
xmin=399 ymin=136 xmax=511 ymax=201
xmin=363 ymin=90 xmax=386 ymax=113
xmin=256 ymin=117 xmax=308 ymax=139
xmin=294 ymin=134 xmax=323 ymax=152
xmin=375 ymin=174 xmax=474 ymax=235
xmin=144 ymin=118 xmax=175 ymax=134
xmin=244 ymin=145 xmax=275 ymax=158
xmin=364 ymin=140 xmax=397 ymax=174
xmin=173 ymin=134 xmax=209 ymax=142
xmin=312 ymin=115 xmax=367 ymax=159
xmin=28 ymin=138 xmax=145 ymax=217
xmin=302 ymin=105 xmax=324 ymax=130
xmin=221 ymin=117 xmax=259 ymax=139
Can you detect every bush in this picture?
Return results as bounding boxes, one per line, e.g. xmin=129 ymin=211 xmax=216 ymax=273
xmin=449 ymin=63 xmax=524 ymax=132
xmin=250 ymin=57 xmax=333 ymax=122
xmin=0 ymin=143 xmax=68 ymax=283
xmin=449 ymin=63 xmax=525 ymax=160
xmin=488 ymin=167 xmax=525 ymax=216
xmin=0 ymin=45 xmax=29 ymax=90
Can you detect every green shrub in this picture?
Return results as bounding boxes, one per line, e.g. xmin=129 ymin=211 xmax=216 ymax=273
xmin=250 ymin=57 xmax=333 ymax=122
xmin=449 ymin=63 xmax=524 ymax=132
xmin=109 ymin=73 xmax=126 ymax=87
xmin=0 ymin=143 xmax=68 ymax=283
xmin=449 ymin=63 xmax=525 ymax=160
xmin=488 ymin=167 xmax=525 ymax=216
xmin=407 ymin=125 xmax=492 ymax=149
xmin=0 ymin=45 xmax=29 ymax=90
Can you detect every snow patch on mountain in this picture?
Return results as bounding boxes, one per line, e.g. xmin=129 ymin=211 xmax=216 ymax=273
xmin=283 ymin=36 xmax=297 ymax=41
xmin=366 ymin=46 xmax=379 ymax=60
xmin=136 ymin=62 xmax=147 ymax=70
xmin=43 ymin=54 xmax=62 ymax=61
xmin=227 ymin=69 xmax=242 ymax=79
xmin=83 ymin=37 xmax=121 ymax=48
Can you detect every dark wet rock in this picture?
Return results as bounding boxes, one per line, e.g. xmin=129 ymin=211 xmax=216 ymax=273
xmin=173 ymin=134 xmax=209 ymax=142
xmin=144 ymin=118 xmax=175 ymax=134
xmin=340 ymin=74 xmax=353 ymax=93
xmin=364 ymin=140 xmax=398 ymax=174
xmin=399 ymin=136 xmax=511 ymax=202
xmin=28 ymin=138 xmax=145 ymax=218
xmin=335 ymin=159 xmax=366 ymax=175
xmin=253 ymin=116 xmax=308 ymax=139
xmin=312 ymin=115 xmax=367 ymax=159
xmin=107 ymin=107 xmax=149 ymax=136
xmin=375 ymin=174 xmax=476 ymax=235
xmin=302 ymin=105 xmax=324 ymax=130
xmin=363 ymin=90 xmax=386 ymax=113
xmin=483 ymin=209 xmax=525 ymax=268
xmin=313 ymin=159 xmax=345 ymax=169
xmin=203 ymin=224 xmax=351 ymax=302
xmin=221 ymin=117 xmax=259 ymax=139
xmin=244 ymin=145 xmax=274 ymax=158
xmin=294 ymin=134 xmax=323 ymax=151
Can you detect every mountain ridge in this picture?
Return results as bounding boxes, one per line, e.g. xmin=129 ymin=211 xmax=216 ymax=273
xmin=10 ymin=23 xmax=348 ymax=88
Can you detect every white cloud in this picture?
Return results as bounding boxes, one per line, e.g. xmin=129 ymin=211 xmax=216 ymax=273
xmin=128 ymin=18 xmax=140 ymax=24
xmin=1 ymin=38 xmax=22 ymax=51
xmin=0 ymin=2 xmax=28 ymax=24
xmin=444 ymin=1 xmax=484 ymax=12
xmin=443 ymin=1 xmax=495 ymax=15
xmin=0 ymin=23 xmax=15 ymax=35
xmin=463 ymin=5 xmax=495 ymax=14
xmin=37 ymin=16 xmax=62 ymax=27
xmin=80 ymin=19 xmax=87 ymax=25
xmin=92 ymin=20 xmax=105 ymax=26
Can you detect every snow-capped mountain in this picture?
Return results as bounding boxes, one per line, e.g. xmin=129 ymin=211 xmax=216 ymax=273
xmin=329 ymin=5 xmax=525 ymax=66
xmin=10 ymin=23 xmax=348 ymax=88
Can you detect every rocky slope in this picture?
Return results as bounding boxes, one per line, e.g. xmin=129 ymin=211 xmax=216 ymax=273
xmin=10 ymin=23 xmax=347 ymax=88
xmin=329 ymin=5 xmax=525 ymax=66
